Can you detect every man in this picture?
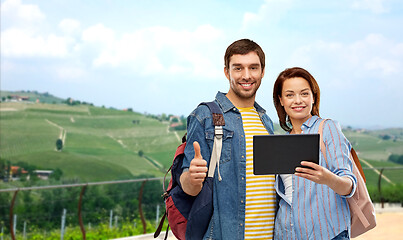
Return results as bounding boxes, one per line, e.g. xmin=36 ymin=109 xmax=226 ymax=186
xmin=180 ymin=39 xmax=276 ymax=239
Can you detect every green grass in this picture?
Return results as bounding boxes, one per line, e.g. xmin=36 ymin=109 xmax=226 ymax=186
xmin=0 ymin=102 xmax=181 ymax=182
xmin=344 ymin=129 xmax=403 ymax=161
xmin=1 ymin=101 xmax=403 ymax=185
xmin=361 ymin=159 xmax=403 ymax=188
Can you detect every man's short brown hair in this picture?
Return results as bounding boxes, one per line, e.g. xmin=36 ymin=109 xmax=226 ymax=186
xmin=224 ymin=39 xmax=265 ymax=71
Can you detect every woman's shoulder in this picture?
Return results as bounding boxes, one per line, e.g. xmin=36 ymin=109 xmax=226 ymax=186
xmin=319 ymin=118 xmax=348 ymax=140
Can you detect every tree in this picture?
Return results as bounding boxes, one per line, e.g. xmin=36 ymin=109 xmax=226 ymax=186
xmin=56 ymin=139 xmax=63 ymax=151
xmin=388 ymin=154 xmax=403 ymax=164
xmin=138 ymin=150 xmax=144 ymax=157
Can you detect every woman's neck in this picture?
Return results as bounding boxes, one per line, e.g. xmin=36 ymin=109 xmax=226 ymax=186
xmin=289 ymin=115 xmax=312 ymax=134
xmin=290 ymin=121 xmax=303 ymax=134
xmin=290 ymin=127 xmax=302 ymax=134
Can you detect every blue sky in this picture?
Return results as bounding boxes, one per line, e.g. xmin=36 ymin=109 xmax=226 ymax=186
xmin=1 ymin=0 xmax=402 ymax=128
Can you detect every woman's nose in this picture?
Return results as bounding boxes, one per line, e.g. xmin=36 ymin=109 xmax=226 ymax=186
xmin=295 ymin=94 xmax=302 ymax=103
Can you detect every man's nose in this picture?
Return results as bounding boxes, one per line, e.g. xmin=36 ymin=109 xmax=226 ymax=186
xmin=242 ymin=69 xmax=251 ymax=79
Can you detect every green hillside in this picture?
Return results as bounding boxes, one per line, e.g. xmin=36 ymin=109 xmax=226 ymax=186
xmin=0 ymin=101 xmax=183 ymax=182
xmin=1 ymin=99 xmax=402 ymax=188
xmin=0 ymin=90 xmax=65 ymax=104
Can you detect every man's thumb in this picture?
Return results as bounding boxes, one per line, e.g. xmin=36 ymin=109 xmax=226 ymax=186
xmin=193 ymin=141 xmax=202 ymax=159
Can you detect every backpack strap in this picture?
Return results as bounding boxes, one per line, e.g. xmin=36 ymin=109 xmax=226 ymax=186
xmin=200 ymin=101 xmax=225 ymax=181
xmin=318 ymin=119 xmax=366 ymax=182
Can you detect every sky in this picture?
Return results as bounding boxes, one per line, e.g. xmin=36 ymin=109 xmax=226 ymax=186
xmin=1 ymin=0 xmax=403 ymax=129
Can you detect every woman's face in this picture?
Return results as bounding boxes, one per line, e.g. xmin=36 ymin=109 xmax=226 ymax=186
xmin=279 ymin=77 xmax=314 ymax=125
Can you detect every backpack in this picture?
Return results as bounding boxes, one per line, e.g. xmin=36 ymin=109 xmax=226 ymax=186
xmin=318 ymin=119 xmax=376 ymax=238
xmin=154 ymin=101 xmax=225 ymax=240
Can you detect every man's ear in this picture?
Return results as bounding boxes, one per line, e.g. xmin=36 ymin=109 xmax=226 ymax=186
xmin=224 ymin=67 xmax=230 ymax=80
xmin=261 ymin=67 xmax=265 ymax=78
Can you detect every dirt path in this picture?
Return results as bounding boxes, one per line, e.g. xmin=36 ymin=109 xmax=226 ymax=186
xmin=166 ymin=124 xmax=180 ymax=142
xmin=354 ymin=211 xmax=403 ymax=239
xmin=117 ymin=208 xmax=403 ymax=240
xmin=45 ymin=119 xmax=67 ymax=146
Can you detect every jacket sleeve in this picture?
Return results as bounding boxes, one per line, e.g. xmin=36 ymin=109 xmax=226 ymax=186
xmin=182 ymin=106 xmax=212 ymax=169
xmin=322 ymin=119 xmax=357 ymax=198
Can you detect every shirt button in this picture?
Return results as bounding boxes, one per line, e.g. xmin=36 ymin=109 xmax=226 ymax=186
xmin=241 ymin=200 xmax=244 ymax=203
xmin=233 ymin=108 xmax=237 ymax=111
xmin=240 ymin=223 xmax=243 ymax=226
xmin=241 ymin=135 xmax=244 ymax=138
xmin=242 ymin=155 xmax=244 ymax=158
xmin=241 ymin=177 xmax=244 ymax=180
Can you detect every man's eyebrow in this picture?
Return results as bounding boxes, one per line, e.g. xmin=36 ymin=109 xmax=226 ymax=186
xmin=231 ymin=63 xmax=261 ymax=66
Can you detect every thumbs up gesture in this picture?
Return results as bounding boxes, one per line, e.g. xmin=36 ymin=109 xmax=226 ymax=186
xmin=188 ymin=141 xmax=208 ymax=186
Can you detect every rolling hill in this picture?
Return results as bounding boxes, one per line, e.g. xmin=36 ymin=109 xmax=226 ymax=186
xmin=1 ymin=91 xmax=402 ymax=188
xmin=0 ymin=100 xmax=185 ymax=182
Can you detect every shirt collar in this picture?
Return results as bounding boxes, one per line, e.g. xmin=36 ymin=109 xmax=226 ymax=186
xmin=215 ymin=91 xmax=266 ymax=114
xmin=302 ymin=115 xmax=320 ymax=129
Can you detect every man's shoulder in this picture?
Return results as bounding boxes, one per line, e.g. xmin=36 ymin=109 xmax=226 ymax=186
xmin=187 ymin=101 xmax=218 ymax=126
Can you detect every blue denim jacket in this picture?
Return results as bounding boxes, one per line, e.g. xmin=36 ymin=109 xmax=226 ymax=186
xmin=182 ymin=91 xmax=274 ymax=240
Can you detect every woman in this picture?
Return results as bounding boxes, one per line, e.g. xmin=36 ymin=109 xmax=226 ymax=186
xmin=272 ymin=67 xmax=357 ymax=240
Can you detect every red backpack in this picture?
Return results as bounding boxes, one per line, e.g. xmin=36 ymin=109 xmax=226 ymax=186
xmin=318 ymin=119 xmax=376 ymax=238
xmin=154 ymin=101 xmax=225 ymax=240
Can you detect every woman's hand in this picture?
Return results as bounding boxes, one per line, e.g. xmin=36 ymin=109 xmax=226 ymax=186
xmin=295 ymin=161 xmax=353 ymax=196
xmin=295 ymin=161 xmax=333 ymax=185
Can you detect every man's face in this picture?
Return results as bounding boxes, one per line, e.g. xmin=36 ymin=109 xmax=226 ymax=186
xmin=225 ymin=52 xmax=264 ymax=101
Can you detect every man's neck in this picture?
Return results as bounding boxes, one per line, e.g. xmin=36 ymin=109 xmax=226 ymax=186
xmin=226 ymin=92 xmax=255 ymax=108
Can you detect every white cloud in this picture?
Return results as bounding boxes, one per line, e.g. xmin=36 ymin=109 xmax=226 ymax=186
xmin=59 ymin=19 xmax=81 ymax=36
xmin=1 ymin=0 xmax=225 ymax=79
xmin=241 ymin=0 xmax=292 ymax=31
xmin=2 ymin=28 xmax=71 ymax=57
xmin=1 ymin=0 xmax=76 ymax=58
xmin=352 ymin=0 xmax=389 ymax=14
xmin=88 ymin=24 xmax=224 ymax=79
xmin=1 ymin=0 xmax=45 ymax=23
xmin=288 ymin=33 xmax=403 ymax=87
xmin=82 ymin=24 xmax=115 ymax=45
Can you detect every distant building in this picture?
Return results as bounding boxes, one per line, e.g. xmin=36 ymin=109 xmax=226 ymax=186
xmin=169 ymin=115 xmax=181 ymax=122
xmin=9 ymin=166 xmax=28 ymax=181
xmin=33 ymin=170 xmax=54 ymax=180
xmin=10 ymin=95 xmax=29 ymax=101
xmin=170 ymin=122 xmax=182 ymax=128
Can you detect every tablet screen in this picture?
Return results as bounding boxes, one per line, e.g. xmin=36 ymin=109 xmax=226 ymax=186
xmin=253 ymin=134 xmax=319 ymax=174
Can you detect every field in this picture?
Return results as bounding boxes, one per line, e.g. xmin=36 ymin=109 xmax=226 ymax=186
xmin=1 ymin=100 xmax=403 ymax=239
xmin=0 ymin=101 xmax=402 ymax=187
xmin=0 ymin=102 xmax=183 ymax=182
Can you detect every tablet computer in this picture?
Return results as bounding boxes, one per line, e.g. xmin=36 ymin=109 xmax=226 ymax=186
xmin=253 ymin=134 xmax=320 ymax=174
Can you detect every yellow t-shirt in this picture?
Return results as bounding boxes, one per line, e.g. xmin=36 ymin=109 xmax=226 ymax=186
xmin=239 ymin=107 xmax=276 ymax=240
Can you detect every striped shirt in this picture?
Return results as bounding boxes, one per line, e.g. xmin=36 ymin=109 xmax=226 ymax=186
xmin=239 ymin=107 xmax=276 ymax=240
xmin=274 ymin=116 xmax=357 ymax=240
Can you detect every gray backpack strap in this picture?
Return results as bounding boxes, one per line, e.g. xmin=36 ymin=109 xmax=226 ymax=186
xmin=199 ymin=102 xmax=225 ymax=181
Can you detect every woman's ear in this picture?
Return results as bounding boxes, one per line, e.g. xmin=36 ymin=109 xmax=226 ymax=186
xmin=279 ymin=95 xmax=284 ymax=106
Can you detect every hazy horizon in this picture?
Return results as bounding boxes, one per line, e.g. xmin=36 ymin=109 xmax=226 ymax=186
xmin=1 ymin=0 xmax=403 ymax=128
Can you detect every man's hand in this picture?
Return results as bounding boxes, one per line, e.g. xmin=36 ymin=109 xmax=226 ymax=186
xmin=180 ymin=141 xmax=208 ymax=196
